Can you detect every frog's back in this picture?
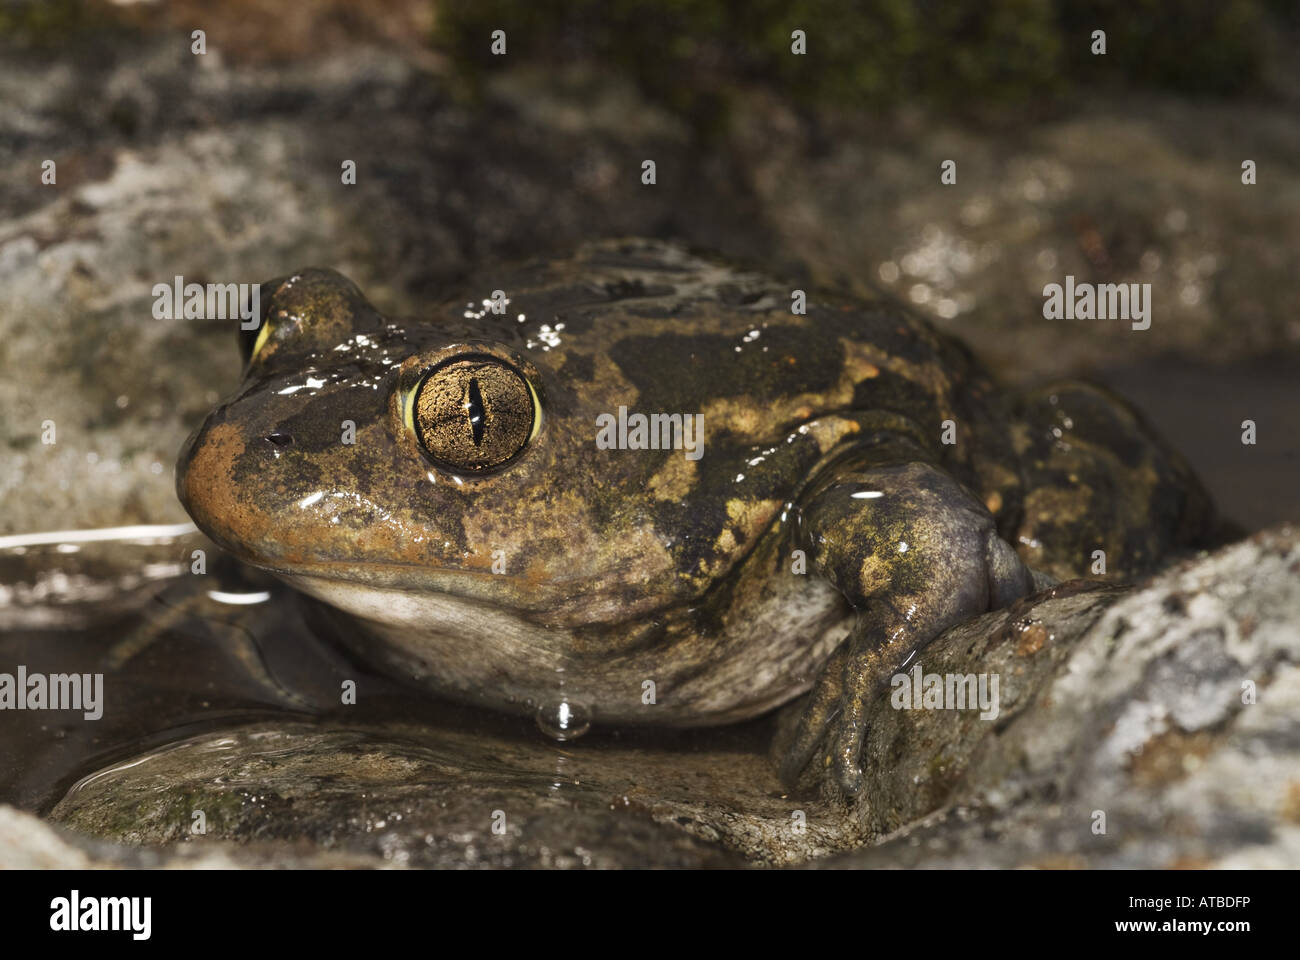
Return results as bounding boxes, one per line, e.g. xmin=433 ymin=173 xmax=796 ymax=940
xmin=449 ymin=239 xmax=1023 ymax=598
xmin=469 ymin=238 xmax=1004 ymax=459
xmin=469 ymin=238 xmax=1218 ymax=585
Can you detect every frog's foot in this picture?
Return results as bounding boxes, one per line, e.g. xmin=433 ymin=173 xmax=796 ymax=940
xmin=781 ymin=461 xmax=1038 ymax=795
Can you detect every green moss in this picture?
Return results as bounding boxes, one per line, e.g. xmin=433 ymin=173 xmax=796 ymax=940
xmin=1059 ymin=0 xmax=1265 ymax=95
xmin=62 ymin=784 xmax=249 ymax=844
xmin=432 ymin=0 xmax=1274 ymax=119
xmin=0 ymin=0 xmax=115 ymax=46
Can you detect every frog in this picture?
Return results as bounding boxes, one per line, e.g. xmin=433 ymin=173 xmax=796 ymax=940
xmin=176 ymin=238 xmax=1219 ymax=795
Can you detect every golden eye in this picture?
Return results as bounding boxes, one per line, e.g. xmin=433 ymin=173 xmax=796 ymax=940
xmin=413 ymin=355 xmax=538 ymax=473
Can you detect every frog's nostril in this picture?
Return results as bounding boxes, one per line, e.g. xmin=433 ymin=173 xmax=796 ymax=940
xmin=264 ymin=432 xmax=294 ymax=448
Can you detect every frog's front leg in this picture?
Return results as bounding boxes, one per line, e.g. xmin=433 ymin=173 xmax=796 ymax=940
xmin=781 ymin=460 xmax=1040 ymax=795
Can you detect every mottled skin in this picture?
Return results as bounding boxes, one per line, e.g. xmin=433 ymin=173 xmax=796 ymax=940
xmin=177 ymin=239 xmax=1216 ymax=793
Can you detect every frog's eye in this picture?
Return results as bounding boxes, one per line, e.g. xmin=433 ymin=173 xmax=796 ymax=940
xmin=411 ymin=355 xmax=539 ymax=474
xmin=239 ymin=274 xmax=285 ymax=365
xmin=241 ymin=269 xmax=383 ymax=368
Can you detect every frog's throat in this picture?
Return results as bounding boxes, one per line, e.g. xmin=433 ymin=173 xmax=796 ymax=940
xmin=280 ymin=567 xmax=852 ymax=726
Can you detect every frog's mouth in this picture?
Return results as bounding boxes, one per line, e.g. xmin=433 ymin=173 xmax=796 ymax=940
xmin=253 ymin=555 xmax=671 ymax=632
xmin=283 ymin=567 xmax=575 ymax=646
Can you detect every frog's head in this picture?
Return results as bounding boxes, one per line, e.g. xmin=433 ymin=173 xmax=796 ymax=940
xmin=177 ymin=255 xmax=863 ymax=721
xmin=177 ymin=268 xmax=718 ymax=641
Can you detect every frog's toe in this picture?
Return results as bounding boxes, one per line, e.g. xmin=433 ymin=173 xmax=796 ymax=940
xmin=780 ymin=654 xmax=898 ymax=796
xmin=827 ymin=639 xmax=878 ymax=795
xmin=830 ymin=711 xmax=867 ymax=795
xmin=779 ymin=621 xmax=899 ymax=797
xmin=779 ymin=646 xmax=848 ymax=785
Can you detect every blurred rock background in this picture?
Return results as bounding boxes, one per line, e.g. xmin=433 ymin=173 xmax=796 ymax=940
xmin=2 ymin=0 xmax=1298 ymax=533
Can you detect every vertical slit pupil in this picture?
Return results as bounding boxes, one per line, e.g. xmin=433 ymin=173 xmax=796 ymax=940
xmin=466 ymin=377 xmax=486 ymax=446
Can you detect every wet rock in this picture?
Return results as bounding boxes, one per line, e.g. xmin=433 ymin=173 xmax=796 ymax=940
xmin=46 ymin=723 xmax=756 ymax=869
xmin=0 ymin=802 xmax=384 ymax=869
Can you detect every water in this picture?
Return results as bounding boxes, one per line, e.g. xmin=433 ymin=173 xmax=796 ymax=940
xmin=535 ymin=698 xmax=592 ymax=741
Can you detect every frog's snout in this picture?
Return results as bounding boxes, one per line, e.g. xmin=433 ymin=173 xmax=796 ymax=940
xmin=176 ymin=415 xmax=270 ymax=563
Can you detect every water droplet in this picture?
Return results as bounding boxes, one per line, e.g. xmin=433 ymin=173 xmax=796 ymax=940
xmin=535 ymin=699 xmax=591 ymax=741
